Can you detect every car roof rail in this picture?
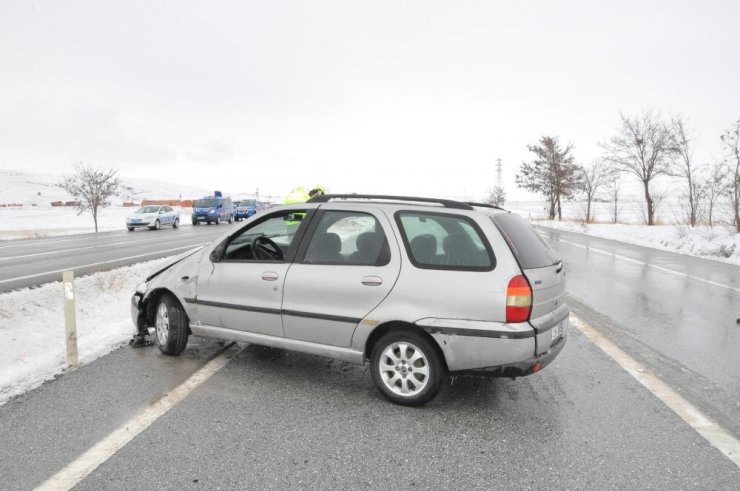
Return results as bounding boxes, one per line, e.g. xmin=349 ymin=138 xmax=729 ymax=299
xmin=464 ymin=201 xmax=508 ymax=211
xmin=307 ymin=194 xmax=474 ymax=210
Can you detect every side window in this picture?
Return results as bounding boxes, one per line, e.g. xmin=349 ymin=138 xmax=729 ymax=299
xmin=303 ymin=211 xmax=390 ymax=266
xmin=223 ymin=210 xmax=308 ymax=261
xmin=397 ymin=212 xmax=495 ymax=270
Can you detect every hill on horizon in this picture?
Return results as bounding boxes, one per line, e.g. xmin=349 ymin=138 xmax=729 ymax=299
xmin=0 ymin=169 xmax=256 ymax=207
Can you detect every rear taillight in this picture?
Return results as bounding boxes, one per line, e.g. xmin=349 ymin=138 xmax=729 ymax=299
xmin=506 ymin=275 xmax=532 ymax=323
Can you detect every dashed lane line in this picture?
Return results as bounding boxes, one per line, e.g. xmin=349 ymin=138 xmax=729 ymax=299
xmin=550 ymin=236 xmax=740 ymax=294
xmin=35 ymin=343 xmax=243 ymax=491
xmin=0 ymin=233 xmax=202 ymax=262
xmin=572 ymin=315 xmax=740 ymax=468
xmin=0 ymin=243 xmax=208 ymax=286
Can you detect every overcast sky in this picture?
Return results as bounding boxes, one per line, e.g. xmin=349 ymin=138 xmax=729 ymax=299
xmin=1 ymin=0 xmax=738 ymax=200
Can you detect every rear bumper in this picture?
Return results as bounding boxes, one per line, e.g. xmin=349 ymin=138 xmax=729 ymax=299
xmin=452 ymin=333 xmax=567 ymax=377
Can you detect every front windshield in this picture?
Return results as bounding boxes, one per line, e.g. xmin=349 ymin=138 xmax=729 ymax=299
xmin=136 ymin=206 xmax=160 ymax=214
xmin=195 ymin=199 xmax=218 ymax=207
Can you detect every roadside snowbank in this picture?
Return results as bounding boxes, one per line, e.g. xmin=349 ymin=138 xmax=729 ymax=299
xmin=0 ymin=257 xmax=170 ymax=406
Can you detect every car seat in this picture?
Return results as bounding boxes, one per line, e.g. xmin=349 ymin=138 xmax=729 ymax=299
xmin=305 ymin=232 xmax=344 ymax=263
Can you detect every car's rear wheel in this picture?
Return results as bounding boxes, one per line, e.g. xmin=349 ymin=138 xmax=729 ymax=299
xmin=228 ymin=215 xmax=233 ymax=224
xmin=173 ymin=218 xmax=179 ymax=229
xmin=215 ymin=216 xmax=220 ymax=225
xmin=127 ymin=227 xmax=134 ymax=232
xmin=192 ymin=219 xmax=198 ymax=225
xmin=153 ymin=294 xmax=189 ymax=355
xmin=370 ymin=330 xmax=444 ymax=406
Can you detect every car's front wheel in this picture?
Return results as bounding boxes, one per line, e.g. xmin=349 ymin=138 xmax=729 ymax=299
xmin=153 ymin=294 xmax=189 ymax=355
xmin=127 ymin=227 xmax=134 ymax=232
xmin=152 ymin=219 xmax=160 ymax=230
xmin=370 ymin=330 xmax=444 ymax=406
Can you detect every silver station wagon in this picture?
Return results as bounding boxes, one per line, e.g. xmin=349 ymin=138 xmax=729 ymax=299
xmin=131 ymin=195 xmax=569 ymax=406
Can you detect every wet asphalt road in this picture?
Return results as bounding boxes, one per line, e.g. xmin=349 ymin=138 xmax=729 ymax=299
xmin=0 ymin=223 xmax=235 ymax=292
xmin=538 ymin=227 xmax=740 ymax=399
xmin=2 ymin=331 xmax=739 ymax=490
xmin=1 ymin=227 xmax=739 ymax=488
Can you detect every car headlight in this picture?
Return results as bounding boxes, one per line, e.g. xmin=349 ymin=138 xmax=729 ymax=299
xmin=135 ymin=281 xmax=148 ymax=294
xmin=209 ymin=209 xmax=215 ymax=214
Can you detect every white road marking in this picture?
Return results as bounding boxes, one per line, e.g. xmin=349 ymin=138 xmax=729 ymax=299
xmin=0 ymin=243 xmax=208 ymax=285
xmin=35 ymin=343 xmax=243 ymax=491
xmin=0 ymin=236 xmax=89 ymax=249
xmin=0 ymin=233 xmax=202 ymax=262
xmin=572 ymin=315 xmax=740 ymax=468
xmin=551 ymin=236 xmax=740 ymax=294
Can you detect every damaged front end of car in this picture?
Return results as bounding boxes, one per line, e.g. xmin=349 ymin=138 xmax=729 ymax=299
xmin=129 ymin=246 xmax=205 ymax=347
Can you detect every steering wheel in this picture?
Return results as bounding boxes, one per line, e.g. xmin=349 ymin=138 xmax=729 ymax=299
xmin=251 ymin=236 xmax=284 ymax=260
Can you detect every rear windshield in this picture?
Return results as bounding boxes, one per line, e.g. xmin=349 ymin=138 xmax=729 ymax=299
xmin=491 ymin=214 xmax=559 ymax=269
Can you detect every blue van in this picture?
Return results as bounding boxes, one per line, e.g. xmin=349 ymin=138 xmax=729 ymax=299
xmin=191 ymin=191 xmax=234 ymax=225
xmin=233 ymin=198 xmax=265 ymax=221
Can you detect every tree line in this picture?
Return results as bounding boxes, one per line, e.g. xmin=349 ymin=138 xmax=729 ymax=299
xmin=512 ymin=110 xmax=740 ymax=232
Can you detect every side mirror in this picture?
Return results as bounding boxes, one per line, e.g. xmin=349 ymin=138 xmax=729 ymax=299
xmin=210 ymin=243 xmax=225 ymax=263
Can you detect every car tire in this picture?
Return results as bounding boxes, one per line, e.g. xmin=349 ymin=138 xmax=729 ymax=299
xmin=228 ymin=215 xmax=233 ymax=224
xmin=153 ymin=294 xmax=189 ymax=356
xmin=154 ymin=219 xmax=160 ymax=230
xmin=215 ymin=216 xmax=220 ymax=225
xmin=127 ymin=227 xmax=134 ymax=232
xmin=192 ymin=219 xmax=198 ymax=226
xmin=370 ymin=330 xmax=445 ymax=406
xmin=173 ymin=218 xmax=179 ymax=229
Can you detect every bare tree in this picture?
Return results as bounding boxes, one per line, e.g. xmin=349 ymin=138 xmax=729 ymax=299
xmin=670 ymin=115 xmax=703 ymax=226
xmin=601 ymin=110 xmax=675 ymax=225
xmin=579 ymin=160 xmax=610 ymax=223
xmin=704 ymin=161 xmax=726 ymax=227
xmin=485 ymin=186 xmax=506 ymax=207
xmin=58 ymin=163 xmax=120 ymax=233
xmin=721 ymin=120 xmax=740 ymax=232
xmin=516 ymin=136 xmax=582 ymax=220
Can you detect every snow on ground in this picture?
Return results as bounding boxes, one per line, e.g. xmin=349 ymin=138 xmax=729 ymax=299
xmin=0 ymin=257 xmax=171 ymax=406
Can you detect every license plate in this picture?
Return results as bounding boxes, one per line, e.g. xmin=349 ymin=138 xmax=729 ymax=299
xmin=551 ymin=320 xmax=564 ymax=342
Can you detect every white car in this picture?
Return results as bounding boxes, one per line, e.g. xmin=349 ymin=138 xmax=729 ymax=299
xmin=126 ymin=205 xmax=180 ymax=231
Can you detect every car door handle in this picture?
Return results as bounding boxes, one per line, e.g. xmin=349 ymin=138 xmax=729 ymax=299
xmin=361 ymin=276 xmax=383 ymax=286
xmin=261 ymin=272 xmax=279 ymax=281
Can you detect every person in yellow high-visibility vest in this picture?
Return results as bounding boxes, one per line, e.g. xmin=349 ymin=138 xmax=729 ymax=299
xmin=308 ymin=184 xmax=326 ymax=199
xmin=283 ymin=186 xmax=310 ymax=228
xmin=284 ymin=185 xmax=310 ymax=205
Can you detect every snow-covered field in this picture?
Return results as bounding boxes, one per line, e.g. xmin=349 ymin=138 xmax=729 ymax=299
xmin=0 ymin=168 xmax=738 ymax=406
